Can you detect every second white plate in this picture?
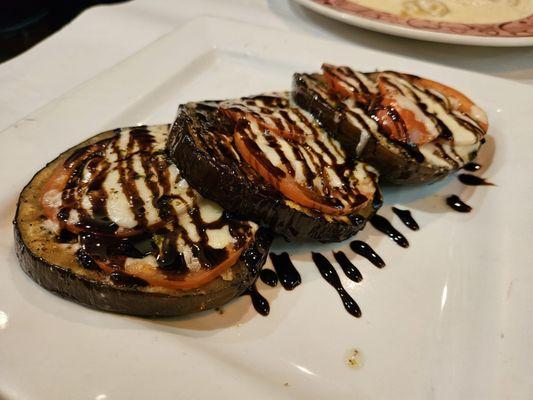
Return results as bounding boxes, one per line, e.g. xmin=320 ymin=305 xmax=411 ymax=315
xmin=294 ymin=0 xmax=533 ymax=46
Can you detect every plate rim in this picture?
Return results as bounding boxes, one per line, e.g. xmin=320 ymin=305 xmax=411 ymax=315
xmin=2 ymin=16 xmax=533 ymax=400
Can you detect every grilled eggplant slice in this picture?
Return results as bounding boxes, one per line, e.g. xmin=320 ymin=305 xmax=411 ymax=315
xmin=293 ymin=65 xmax=488 ymax=185
xmin=14 ymin=125 xmax=271 ymax=317
xmin=167 ymin=94 xmax=381 ymax=242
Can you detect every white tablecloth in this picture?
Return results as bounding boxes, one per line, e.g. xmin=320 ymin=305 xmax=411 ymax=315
xmin=1 ymin=0 xmax=532 ymax=130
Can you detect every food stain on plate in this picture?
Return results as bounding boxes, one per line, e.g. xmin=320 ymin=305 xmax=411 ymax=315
xmin=345 ymin=348 xmax=364 ymax=369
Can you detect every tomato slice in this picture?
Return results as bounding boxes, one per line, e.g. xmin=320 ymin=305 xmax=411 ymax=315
xmin=375 ymin=72 xmax=490 ymax=145
xmin=41 ymin=144 xmax=103 ymax=232
xmin=41 ymin=164 xmax=70 ymax=226
xmin=222 ymin=108 xmax=305 ymax=144
xmin=413 ymin=77 xmax=488 ymax=132
xmin=323 ymin=68 xmax=488 ymax=146
xmin=374 ymin=92 xmax=440 ymax=146
xmin=223 ymin=102 xmax=370 ymax=215
xmin=41 ymin=145 xmax=165 ymax=237
xmin=97 ymin=245 xmax=244 ymax=290
xmin=233 ymin=130 xmax=364 ymax=216
xmin=322 ymin=64 xmax=371 ymax=105
xmin=322 ymin=68 xmax=438 ymax=145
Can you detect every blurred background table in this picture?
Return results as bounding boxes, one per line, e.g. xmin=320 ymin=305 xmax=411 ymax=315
xmin=1 ymin=0 xmax=532 ymax=130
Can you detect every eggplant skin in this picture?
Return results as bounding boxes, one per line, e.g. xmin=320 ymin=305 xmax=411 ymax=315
xmin=13 ymin=127 xmax=271 ymax=317
xmin=167 ymin=102 xmax=382 ymax=243
xmin=292 ymin=73 xmax=457 ymax=185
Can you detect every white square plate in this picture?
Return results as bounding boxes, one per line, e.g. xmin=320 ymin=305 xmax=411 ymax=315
xmin=1 ymin=17 xmax=532 ymax=400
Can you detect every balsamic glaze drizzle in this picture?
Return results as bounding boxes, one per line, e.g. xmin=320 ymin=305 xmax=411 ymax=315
xmin=243 ymin=284 xmax=270 ymax=316
xmin=223 ymin=95 xmax=376 ymax=214
xmin=56 ymin=127 xmax=255 ymax=279
xmin=458 ymin=173 xmax=494 ymax=186
xmin=269 ymin=252 xmax=301 ymax=290
xmin=446 ymin=195 xmax=472 ymax=213
xmin=57 ymin=229 xmax=78 ymax=244
xmin=260 ymin=269 xmax=278 ymax=287
xmin=463 ymin=162 xmax=481 ymax=172
xmin=333 ymin=251 xmax=362 ymax=283
xmin=311 ymin=252 xmax=361 ymax=318
xmin=75 ymin=249 xmax=100 ymax=271
xmin=300 ymin=70 xmax=485 ymax=169
xmin=369 ymin=215 xmax=409 ymax=248
xmin=349 ymin=240 xmax=385 ymax=268
xmin=109 ymin=271 xmax=148 ymax=288
xmin=391 ymin=207 xmax=419 ymax=231
xmin=50 ymin=96 xmax=490 ymax=320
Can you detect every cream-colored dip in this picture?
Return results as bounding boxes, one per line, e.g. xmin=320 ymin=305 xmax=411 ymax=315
xmin=349 ymin=0 xmax=533 ymax=24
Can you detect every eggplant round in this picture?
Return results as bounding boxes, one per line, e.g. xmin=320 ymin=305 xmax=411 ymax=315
xmin=14 ymin=126 xmax=271 ymax=317
xmin=167 ymin=99 xmax=382 ymax=242
xmin=293 ymin=69 xmax=487 ymax=185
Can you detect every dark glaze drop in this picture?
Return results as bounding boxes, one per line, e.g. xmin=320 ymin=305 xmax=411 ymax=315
xmin=391 ymin=207 xmax=419 ymax=231
xmin=446 ymin=195 xmax=472 ymax=213
xmin=56 ymin=229 xmax=78 ymax=244
xmin=371 ymin=104 xmax=426 ymax=163
xmin=75 ymin=249 xmax=100 ymax=271
xmin=79 ymin=232 xmax=152 ymax=260
xmin=269 ymin=252 xmax=301 ymax=290
xmin=155 ymin=233 xmax=187 ymax=273
xmin=76 ymin=215 xmax=119 ymax=234
xmin=333 ymin=251 xmax=362 ymax=283
xmin=110 ymin=271 xmax=148 ymax=288
xmin=311 ymin=252 xmax=361 ymax=318
xmin=349 ymin=240 xmax=385 ymax=268
xmin=458 ymin=174 xmax=494 ymax=186
xmin=369 ymin=215 xmax=409 ymax=248
xmin=242 ymin=284 xmax=270 ymax=316
xmin=463 ymin=162 xmax=481 ymax=172
xmin=260 ymin=269 xmax=278 ymax=287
